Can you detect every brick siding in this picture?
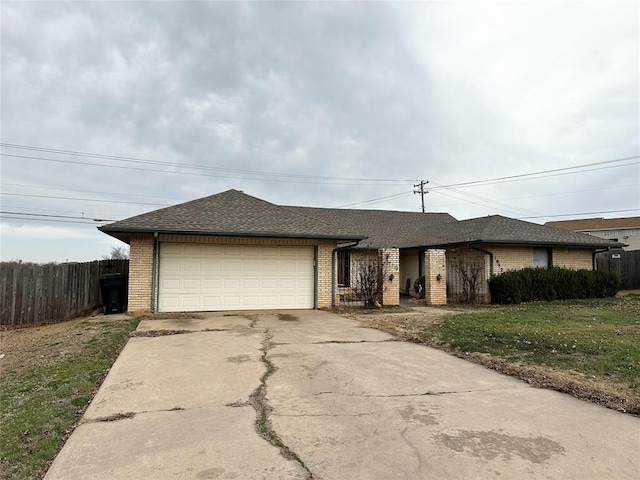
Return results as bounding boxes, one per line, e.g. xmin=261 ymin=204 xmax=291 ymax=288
xmin=424 ymin=249 xmax=447 ymax=305
xmin=381 ymin=248 xmax=400 ymax=306
xmin=128 ymin=234 xmax=154 ymax=312
xmin=552 ymin=247 xmax=593 ymax=270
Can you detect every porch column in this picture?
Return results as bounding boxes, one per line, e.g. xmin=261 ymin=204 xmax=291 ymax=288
xmin=381 ymin=248 xmax=400 ymax=306
xmin=424 ymin=249 xmax=447 ymax=305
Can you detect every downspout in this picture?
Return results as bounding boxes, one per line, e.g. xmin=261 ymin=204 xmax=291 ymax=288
xmin=151 ymin=232 xmax=159 ymax=312
xmin=592 ymin=248 xmax=610 ymax=270
xmin=469 ymin=244 xmax=494 ymax=277
xmin=332 ymin=240 xmax=362 ymax=307
xmin=313 ymin=246 xmax=318 ymax=309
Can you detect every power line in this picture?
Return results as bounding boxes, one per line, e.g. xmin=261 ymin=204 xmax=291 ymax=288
xmin=0 ymin=143 xmax=413 ymax=184
xmin=429 ymin=180 xmax=544 ymax=217
xmin=0 ymin=203 xmax=119 ymax=218
xmin=429 ymin=155 xmax=640 ymax=190
xmin=518 ymin=208 xmax=640 ymax=220
xmin=1 ymin=152 xmax=412 ymax=186
xmin=429 ymin=189 xmax=544 ymax=218
xmin=337 ymin=190 xmax=414 ymax=208
xmin=430 ymin=183 xmax=640 ymax=209
xmin=0 ymin=216 xmax=111 ymax=225
xmin=1 ymin=211 xmax=115 ymax=222
xmin=0 ymin=192 xmax=170 ymax=207
xmin=0 ymin=182 xmax=186 ymax=202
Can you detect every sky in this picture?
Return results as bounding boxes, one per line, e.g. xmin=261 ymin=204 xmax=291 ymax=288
xmin=1 ymin=0 xmax=638 ymax=263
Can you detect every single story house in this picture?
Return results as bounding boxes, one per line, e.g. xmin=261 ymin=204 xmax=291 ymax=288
xmin=99 ymin=189 xmax=623 ymax=312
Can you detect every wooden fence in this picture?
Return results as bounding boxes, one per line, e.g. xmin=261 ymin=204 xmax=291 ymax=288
xmin=0 ymin=260 xmax=129 ymax=326
xmin=595 ymin=250 xmax=640 ymax=290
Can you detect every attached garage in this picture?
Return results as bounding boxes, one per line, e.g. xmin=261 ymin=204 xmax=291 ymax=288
xmin=158 ymin=243 xmax=315 ymax=312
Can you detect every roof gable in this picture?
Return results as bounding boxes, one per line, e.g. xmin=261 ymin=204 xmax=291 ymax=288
xmin=99 ymin=189 xmax=366 ymax=241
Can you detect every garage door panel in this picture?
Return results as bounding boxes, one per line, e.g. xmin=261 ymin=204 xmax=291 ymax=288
xmin=161 ymin=279 xmax=181 ymax=291
xmin=224 ymin=260 xmax=242 ymax=273
xmin=183 ymin=244 xmax=204 ymax=256
xmin=203 ymin=245 xmax=223 ymax=256
xmin=203 ymin=278 xmax=222 ymax=289
xmin=159 ymin=243 xmax=314 ymax=312
xmin=184 ymin=261 xmax=202 ymax=272
xmin=261 ymin=278 xmax=278 ymax=289
xmin=203 ymin=260 xmax=222 ymax=272
xmin=243 ymin=278 xmax=260 ymax=289
xmin=182 ymin=297 xmax=202 ymax=308
xmin=162 ymin=244 xmax=183 ymax=255
xmin=183 ymin=279 xmax=201 ymax=290
xmin=203 ymin=296 xmax=221 ymax=308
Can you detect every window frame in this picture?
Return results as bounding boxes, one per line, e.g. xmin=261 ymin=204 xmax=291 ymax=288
xmin=337 ymin=250 xmax=351 ymax=287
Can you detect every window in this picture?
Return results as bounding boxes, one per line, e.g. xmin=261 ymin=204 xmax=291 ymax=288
xmin=337 ymin=250 xmax=350 ymax=286
xmin=533 ymin=247 xmax=552 ymax=269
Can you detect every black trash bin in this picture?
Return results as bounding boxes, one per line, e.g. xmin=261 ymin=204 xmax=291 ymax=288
xmin=100 ymin=273 xmax=128 ymax=314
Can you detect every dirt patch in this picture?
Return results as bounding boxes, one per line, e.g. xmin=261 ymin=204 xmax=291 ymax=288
xmin=0 ymin=316 xmax=125 ymax=375
xmin=354 ymin=311 xmax=447 ymax=341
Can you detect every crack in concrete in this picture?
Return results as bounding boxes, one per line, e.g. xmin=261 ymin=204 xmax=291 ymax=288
xmin=247 ymin=322 xmax=314 ymax=479
xmin=400 ymin=427 xmax=427 ymax=473
xmin=130 ymin=328 xmax=231 ymax=337
xmin=310 ymin=339 xmax=397 ymax=345
xmin=83 ymin=406 xmax=188 ymax=424
xmin=270 ymin=339 xmax=397 ymax=346
xmin=301 ymin=386 xmax=528 ymax=398
xmin=273 ymin=407 xmax=400 ymax=418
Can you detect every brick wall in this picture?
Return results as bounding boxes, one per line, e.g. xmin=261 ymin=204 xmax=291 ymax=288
xmin=489 ymin=246 xmax=534 ymax=274
xmin=129 ymin=234 xmax=338 ymax=312
xmin=128 ymin=234 xmax=154 ymax=312
xmin=488 ymin=245 xmax=594 ymax=274
xmin=381 ymin=248 xmax=400 ymax=306
xmin=424 ymin=249 xmax=447 ymax=305
xmin=553 ymin=247 xmax=593 ymax=270
xmin=317 ymin=240 xmax=336 ymax=308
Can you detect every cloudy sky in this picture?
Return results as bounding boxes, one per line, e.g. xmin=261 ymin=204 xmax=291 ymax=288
xmin=1 ymin=1 xmax=638 ymax=263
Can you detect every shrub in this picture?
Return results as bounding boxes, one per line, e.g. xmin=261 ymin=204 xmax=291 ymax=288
xmin=488 ymin=267 xmax=619 ymax=304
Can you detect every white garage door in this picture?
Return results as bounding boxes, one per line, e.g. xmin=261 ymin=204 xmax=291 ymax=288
xmin=158 ymin=243 xmax=314 ymax=312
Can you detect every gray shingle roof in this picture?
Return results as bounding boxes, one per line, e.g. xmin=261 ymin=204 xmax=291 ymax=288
xmin=283 ymin=206 xmax=456 ymax=249
xmin=100 ymin=190 xmax=623 ymax=249
xmin=409 ymin=215 xmax=624 ymax=249
xmin=99 ymin=189 xmax=366 ymax=241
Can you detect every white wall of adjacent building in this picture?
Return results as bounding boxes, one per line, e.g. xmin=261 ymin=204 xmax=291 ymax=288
xmin=581 ymin=229 xmax=640 ymax=251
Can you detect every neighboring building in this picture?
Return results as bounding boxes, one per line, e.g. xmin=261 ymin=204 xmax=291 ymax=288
xmin=99 ymin=190 xmax=623 ymax=312
xmin=545 ymin=217 xmax=640 ymax=251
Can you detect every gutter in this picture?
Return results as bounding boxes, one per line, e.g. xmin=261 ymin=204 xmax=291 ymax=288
xmin=98 ymin=226 xmax=365 ymax=243
xmin=332 ymin=240 xmax=362 ymax=307
xmin=468 ymin=244 xmax=494 ymax=277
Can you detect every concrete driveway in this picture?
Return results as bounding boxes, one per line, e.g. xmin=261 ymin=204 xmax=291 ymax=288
xmin=45 ymin=310 xmax=639 ymax=479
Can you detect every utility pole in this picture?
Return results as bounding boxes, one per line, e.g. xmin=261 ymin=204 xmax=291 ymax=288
xmin=414 ymin=180 xmax=428 ymax=213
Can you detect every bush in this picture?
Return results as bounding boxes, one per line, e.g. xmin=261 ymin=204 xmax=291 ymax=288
xmin=488 ymin=267 xmax=619 ymax=304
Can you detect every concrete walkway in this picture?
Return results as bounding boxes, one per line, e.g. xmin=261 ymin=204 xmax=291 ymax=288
xmin=45 ymin=311 xmax=640 ymax=479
